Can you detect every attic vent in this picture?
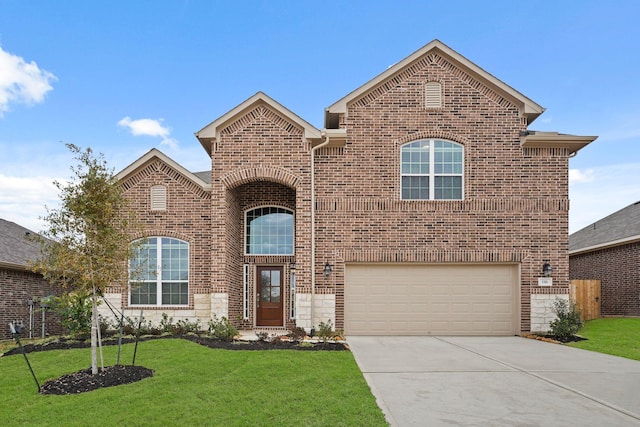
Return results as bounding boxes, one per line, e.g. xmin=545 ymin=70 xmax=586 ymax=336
xmin=425 ymin=82 xmax=442 ymax=108
xmin=150 ymin=185 xmax=167 ymax=211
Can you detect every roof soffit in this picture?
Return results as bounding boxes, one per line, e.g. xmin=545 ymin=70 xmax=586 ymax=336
xmin=195 ymin=92 xmax=322 ymax=155
xmin=116 ymin=148 xmax=211 ymax=192
xmin=325 ymin=39 xmax=545 ymax=124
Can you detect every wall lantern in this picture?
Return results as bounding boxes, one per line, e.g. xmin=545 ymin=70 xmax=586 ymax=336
xmin=290 ymin=262 xmax=296 ymax=271
xmin=323 ymin=262 xmax=333 ymax=278
xmin=542 ymin=260 xmax=553 ymax=277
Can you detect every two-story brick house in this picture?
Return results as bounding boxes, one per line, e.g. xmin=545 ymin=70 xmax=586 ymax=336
xmin=103 ymin=40 xmax=596 ymax=335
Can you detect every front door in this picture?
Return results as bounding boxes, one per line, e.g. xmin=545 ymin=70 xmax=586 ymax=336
xmin=257 ymin=266 xmax=284 ymax=327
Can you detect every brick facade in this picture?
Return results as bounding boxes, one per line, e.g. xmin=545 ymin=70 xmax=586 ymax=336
xmin=111 ymin=41 xmax=593 ymax=334
xmin=0 ymin=267 xmax=63 ymax=340
xmin=570 ymin=242 xmax=640 ymax=316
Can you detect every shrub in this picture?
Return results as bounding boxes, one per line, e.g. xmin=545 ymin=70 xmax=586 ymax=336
xmin=255 ymin=331 xmax=269 ymax=342
xmin=175 ymin=318 xmax=201 ymax=335
xmin=208 ymin=316 xmax=238 ymax=342
xmin=288 ymin=326 xmax=306 ymax=343
xmin=159 ymin=313 xmax=175 ymax=333
xmin=317 ymin=320 xmax=335 ymax=343
xmin=47 ymin=292 xmax=93 ymax=338
xmin=549 ymin=299 xmax=583 ymax=338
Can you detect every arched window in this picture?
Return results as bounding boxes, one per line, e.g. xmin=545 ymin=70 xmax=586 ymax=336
xmin=129 ymin=237 xmax=189 ymax=306
xmin=401 ymin=139 xmax=463 ymax=200
xmin=245 ymin=207 xmax=294 ymax=255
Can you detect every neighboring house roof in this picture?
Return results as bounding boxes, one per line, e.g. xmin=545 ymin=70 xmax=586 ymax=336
xmin=325 ymin=39 xmax=545 ymax=126
xmin=569 ymin=201 xmax=640 ymax=254
xmin=116 ymin=148 xmax=211 ymax=191
xmin=0 ymin=219 xmax=42 ymax=271
xmin=195 ymin=91 xmax=324 ymax=156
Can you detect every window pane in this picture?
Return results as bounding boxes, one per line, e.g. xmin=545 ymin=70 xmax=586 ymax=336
xmin=131 ymin=283 xmax=157 ymax=305
xmin=246 ymin=207 xmax=294 ymax=255
xmin=434 ymin=140 xmax=463 ymax=175
xmin=435 ymin=176 xmax=462 ymax=200
xmin=401 ymin=176 xmax=429 ymax=200
xmin=161 ymin=282 xmax=188 ymax=305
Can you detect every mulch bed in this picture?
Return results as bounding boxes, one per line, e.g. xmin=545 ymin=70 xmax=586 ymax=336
xmin=3 ymin=334 xmax=347 ymax=395
xmin=521 ymin=333 xmax=587 ymax=344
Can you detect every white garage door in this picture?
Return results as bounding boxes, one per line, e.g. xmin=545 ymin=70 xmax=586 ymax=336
xmin=345 ymin=263 xmax=519 ymax=336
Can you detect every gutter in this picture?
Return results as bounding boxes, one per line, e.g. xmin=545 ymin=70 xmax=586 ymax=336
xmin=569 ymin=234 xmax=640 ymax=256
xmin=310 ymin=132 xmax=330 ymax=332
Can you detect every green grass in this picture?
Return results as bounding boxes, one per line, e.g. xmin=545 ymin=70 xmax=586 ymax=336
xmin=568 ymin=318 xmax=640 ymax=361
xmin=0 ymin=339 xmax=387 ymax=426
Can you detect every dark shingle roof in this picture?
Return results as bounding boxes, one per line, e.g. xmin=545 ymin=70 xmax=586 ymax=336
xmin=569 ymin=201 xmax=640 ymax=253
xmin=0 ymin=219 xmax=43 ymax=269
xmin=193 ymin=171 xmax=211 ymax=184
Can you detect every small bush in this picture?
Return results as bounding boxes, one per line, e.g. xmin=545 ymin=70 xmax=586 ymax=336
xmin=255 ymin=331 xmax=269 ymax=342
xmin=317 ymin=320 xmax=335 ymax=343
xmin=47 ymin=292 xmax=93 ymax=338
xmin=208 ymin=316 xmax=238 ymax=342
xmin=549 ymin=299 xmax=583 ymax=338
xmin=159 ymin=313 xmax=175 ymax=333
xmin=288 ymin=326 xmax=306 ymax=343
xmin=175 ymin=318 xmax=201 ymax=335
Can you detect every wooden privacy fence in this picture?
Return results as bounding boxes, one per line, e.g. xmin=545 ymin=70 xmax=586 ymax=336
xmin=569 ymin=280 xmax=601 ymax=321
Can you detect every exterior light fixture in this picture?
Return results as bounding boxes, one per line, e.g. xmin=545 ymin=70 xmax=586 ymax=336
xmin=542 ymin=260 xmax=553 ymax=277
xmin=323 ymin=262 xmax=333 ymax=278
xmin=290 ymin=262 xmax=296 ymax=270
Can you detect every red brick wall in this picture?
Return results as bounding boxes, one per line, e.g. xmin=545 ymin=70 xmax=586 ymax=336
xmin=314 ymin=52 xmax=570 ymax=331
xmin=0 ymin=268 xmax=64 ymax=340
xmin=570 ymin=243 xmax=640 ymax=316
xmin=117 ymin=159 xmax=212 ymax=309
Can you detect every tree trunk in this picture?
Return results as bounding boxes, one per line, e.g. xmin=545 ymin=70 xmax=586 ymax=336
xmin=91 ymin=286 xmax=99 ymax=375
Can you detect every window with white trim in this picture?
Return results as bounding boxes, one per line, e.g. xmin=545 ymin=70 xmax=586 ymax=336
xmin=401 ymin=139 xmax=463 ymax=200
xmin=245 ymin=207 xmax=294 ymax=255
xmin=129 ymin=237 xmax=188 ymax=306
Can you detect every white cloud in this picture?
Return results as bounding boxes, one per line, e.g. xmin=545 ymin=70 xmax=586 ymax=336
xmin=568 ymin=168 xmax=594 ymax=184
xmin=118 ymin=117 xmax=171 ymax=138
xmin=0 ymin=46 xmax=57 ymax=117
xmin=118 ymin=116 xmax=181 ymax=150
xmin=0 ymin=174 xmax=61 ymax=233
xmin=569 ymin=162 xmax=640 ymax=233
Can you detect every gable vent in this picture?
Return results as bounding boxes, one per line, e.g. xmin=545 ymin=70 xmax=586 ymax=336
xmin=425 ymin=82 xmax=442 ymax=108
xmin=150 ymin=185 xmax=167 ymax=211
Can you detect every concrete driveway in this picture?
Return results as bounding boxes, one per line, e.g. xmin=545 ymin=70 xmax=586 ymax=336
xmin=347 ymin=336 xmax=640 ymax=426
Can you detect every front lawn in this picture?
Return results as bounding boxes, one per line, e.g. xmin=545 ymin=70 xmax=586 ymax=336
xmin=0 ymin=338 xmax=387 ymax=426
xmin=568 ymin=317 xmax=640 ymax=361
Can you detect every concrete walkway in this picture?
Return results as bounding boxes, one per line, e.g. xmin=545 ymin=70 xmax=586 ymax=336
xmin=347 ymin=336 xmax=640 ymax=426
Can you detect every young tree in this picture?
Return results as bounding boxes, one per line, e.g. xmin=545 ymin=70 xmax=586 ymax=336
xmin=32 ymin=144 xmax=136 ymax=375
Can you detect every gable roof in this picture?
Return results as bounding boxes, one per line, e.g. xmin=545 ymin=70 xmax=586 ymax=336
xmin=195 ymin=91 xmax=323 ymax=155
xmin=569 ymin=201 xmax=640 ymax=254
xmin=116 ymin=148 xmax=211 ymax=191
xmin=0 ymin=219 xmax=42 ymax=271
xmin=325 ymin=39 xmax=545 ymax=126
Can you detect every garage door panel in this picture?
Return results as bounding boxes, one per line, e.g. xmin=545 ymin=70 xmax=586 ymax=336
xmin=345 ymin=264 xmax=519 ymax=336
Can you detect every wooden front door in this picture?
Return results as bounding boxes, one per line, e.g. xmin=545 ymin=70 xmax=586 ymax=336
xmin=257 ymin=266 xmax=284 ymax=327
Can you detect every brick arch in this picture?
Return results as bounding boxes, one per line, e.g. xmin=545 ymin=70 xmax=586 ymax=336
xmin=396 ymin=131 xmax=470 ymax=147
xmin=221 ymin=167 xmax=301 ymax=190
xmin=130 ymin=230 xmax=193 ymax=244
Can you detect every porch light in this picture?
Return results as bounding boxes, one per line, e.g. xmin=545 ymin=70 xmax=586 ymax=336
xmin=290 ymin=262 xmax=296 ymax=270
xmin=542 ymin=260 xmax=553 ymax=277
xmin=323 ymin=262 xmax=333 ymax=278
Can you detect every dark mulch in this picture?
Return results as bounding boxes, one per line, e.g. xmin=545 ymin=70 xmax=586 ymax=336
xmin=3 ymin=334 xmax=347 ymax=357
xmin=39 ymin=365 xmax=154 ymax=395
xmin=546 ymin=334 xmax=587 ymax=343
xmin=4 ymin=335 xmax=347 ymax=395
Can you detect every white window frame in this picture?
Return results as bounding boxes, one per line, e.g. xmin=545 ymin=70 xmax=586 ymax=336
xmin=400 ymin=139 xmax=464 ymax=200
xmin=243 ymin=264 xmax=250 ymax=320
xmin=244 ymin=206 xmax=295 ymax=256
xmin=129 ymin=237 xmax=189 ymax=307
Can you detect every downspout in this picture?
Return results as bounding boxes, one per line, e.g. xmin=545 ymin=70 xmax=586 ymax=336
xmin=310 ymin=132 xmax=330 ymax=332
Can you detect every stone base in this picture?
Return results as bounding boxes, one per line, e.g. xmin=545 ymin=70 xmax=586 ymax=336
xmin=530 ymin=293 xmax=569 ymax=333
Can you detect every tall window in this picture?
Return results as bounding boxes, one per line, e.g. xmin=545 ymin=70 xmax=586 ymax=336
xmin=401 ymin=139 xmax=463 ymax=200
xmin=245 ymin=207 xmax=294 ymax=255
xmin=129 ymin=237 xmax=189 ymax=306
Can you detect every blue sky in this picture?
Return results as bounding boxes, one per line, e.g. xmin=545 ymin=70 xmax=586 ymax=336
xmin=1 ymin=1 xmax=639 ymax=233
